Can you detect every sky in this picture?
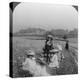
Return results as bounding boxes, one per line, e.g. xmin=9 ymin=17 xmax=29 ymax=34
xmin=13 ymin=2 xmax=78 ymax=33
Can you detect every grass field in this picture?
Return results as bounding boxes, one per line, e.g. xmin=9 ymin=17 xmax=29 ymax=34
xmin=12 ymin=36 xmax=78 ymax=77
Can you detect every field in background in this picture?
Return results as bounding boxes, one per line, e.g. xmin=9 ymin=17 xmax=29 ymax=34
xmin=12 ymin=36 xmax=78 ymax=77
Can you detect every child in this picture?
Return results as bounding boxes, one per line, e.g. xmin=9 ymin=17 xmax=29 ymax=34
xmin=43 ymin=35 xmax=54 ymax=64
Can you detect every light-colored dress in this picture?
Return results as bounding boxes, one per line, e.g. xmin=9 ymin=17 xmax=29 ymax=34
xmin=49 ymin=53 xmax=59 ymax=68
xmin=22 ymin=57 xmax=50 ymax=76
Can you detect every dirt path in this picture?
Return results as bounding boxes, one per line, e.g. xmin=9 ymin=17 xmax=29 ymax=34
xmin=56 ymin=48 xmax=78 ymax=75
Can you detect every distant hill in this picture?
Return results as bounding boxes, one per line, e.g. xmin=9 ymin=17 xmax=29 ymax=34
xmin=68 ymin=29 xmax=78 ymax=38
xmin=49 ymin=29 xmax=78 ymax=38
xmin=13 ymin=28 xmax=78 ymax=38
xmin=13 ymin=28 xmax=46 ymax=36
xmin=50 ymin=29 xmax=68 ymax=37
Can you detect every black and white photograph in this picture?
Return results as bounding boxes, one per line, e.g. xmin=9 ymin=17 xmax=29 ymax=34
xmin=9 ymin=2 xmax=78 ymax=78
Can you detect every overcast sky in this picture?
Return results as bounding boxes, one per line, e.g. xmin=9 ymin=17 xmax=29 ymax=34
xmin=13 ymin=2 xmax=78 ymax=33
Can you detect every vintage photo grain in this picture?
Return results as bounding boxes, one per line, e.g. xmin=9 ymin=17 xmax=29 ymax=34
xmin=9 ymin=2 xmax=78 ymax=78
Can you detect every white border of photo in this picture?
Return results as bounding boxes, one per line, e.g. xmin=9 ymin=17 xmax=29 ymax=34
xmin=0 ymin=0 xmax=79 ymax=80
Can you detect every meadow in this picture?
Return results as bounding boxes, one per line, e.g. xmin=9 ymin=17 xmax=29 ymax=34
xmin=12 ymin=36 xmax=78 ymax=77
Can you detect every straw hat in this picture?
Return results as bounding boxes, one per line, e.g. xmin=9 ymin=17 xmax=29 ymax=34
xmin=27 ymin=50 xmax=35 ymax=56
xmin=47 ymin=35 xmax=53 ymax=38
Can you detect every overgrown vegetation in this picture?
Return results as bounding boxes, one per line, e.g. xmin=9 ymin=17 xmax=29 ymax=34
xmin=12 ymin=37 xmax=78 ymax=77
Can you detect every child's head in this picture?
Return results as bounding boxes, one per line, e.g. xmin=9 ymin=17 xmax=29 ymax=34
xmin=26 ymin=50 xmax=35 ymax=59
xmin=47 ymin=35 xmax=53 ymax=41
